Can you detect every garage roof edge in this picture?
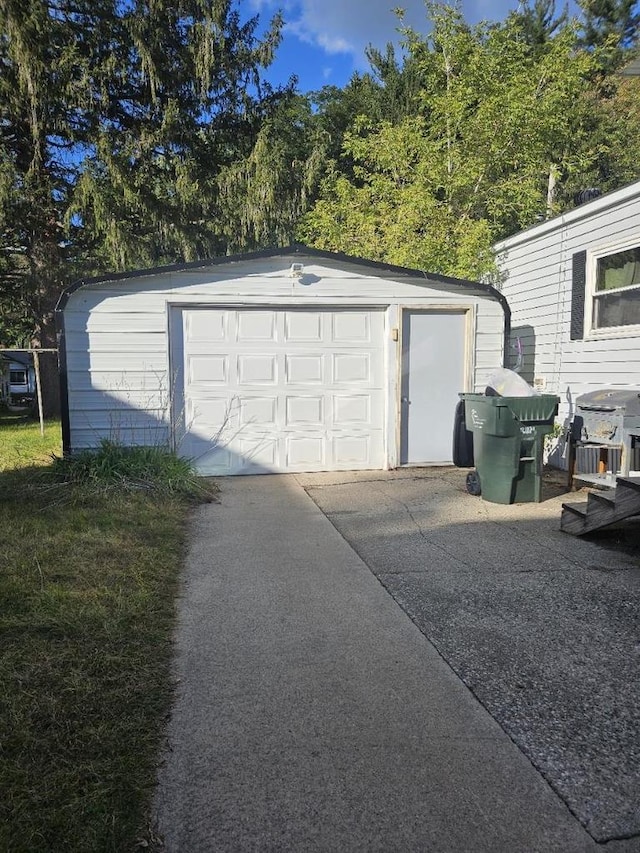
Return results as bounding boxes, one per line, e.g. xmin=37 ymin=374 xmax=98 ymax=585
xmin=55 ymin=243 xmax=509 ymax=319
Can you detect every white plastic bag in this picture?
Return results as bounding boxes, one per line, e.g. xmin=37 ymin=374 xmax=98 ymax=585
xmin=485 ymin=367 xmax=537 ymax=397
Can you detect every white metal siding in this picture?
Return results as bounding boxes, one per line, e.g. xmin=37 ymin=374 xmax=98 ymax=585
xmin=63 ymin=256 xmax=505 ymax=471
xmin=495 ymin=183 xmax=640 ymax=425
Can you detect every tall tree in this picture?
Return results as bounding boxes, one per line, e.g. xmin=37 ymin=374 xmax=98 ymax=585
xmin=578 ymin=0 xmax=640 ymax=67
xmin=509 ymin=0 xmax=569 ymax=50
xmin=69 ymin=1 xmax=287 ymax=273
xmin=299 ymin=3 xmax=597 ymax=279
xmin=216 ymin=94 xmax=329 ymax=251
xmin=309 ymin=42 xmax=424 ymax=173
xmin=0 ymin=0 xmax=287 ymax=364
xmin=558 ymin=73 xmax=640 ymax=204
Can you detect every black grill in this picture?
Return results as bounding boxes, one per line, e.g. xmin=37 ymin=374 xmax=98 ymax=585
xmin=572 ymin=389 xmax=640 ymax=481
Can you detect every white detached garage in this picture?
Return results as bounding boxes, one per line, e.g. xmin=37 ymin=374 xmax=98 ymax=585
xmin=56 ymin=246 xmax=509 ymax=476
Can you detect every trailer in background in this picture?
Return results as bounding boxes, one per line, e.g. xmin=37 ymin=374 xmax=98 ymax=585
xmin=0 ymin=352 xmax=36 ymax=409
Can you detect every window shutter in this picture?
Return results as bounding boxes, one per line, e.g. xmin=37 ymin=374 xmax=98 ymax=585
xmin=570 ymin=250 xmax=587 ymax=340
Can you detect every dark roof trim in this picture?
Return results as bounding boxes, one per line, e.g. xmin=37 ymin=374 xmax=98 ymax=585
xmin=55 ymin=242 xmax=509 ymax=318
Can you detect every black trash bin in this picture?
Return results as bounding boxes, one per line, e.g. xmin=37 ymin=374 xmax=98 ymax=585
xmin=452 ymin=399 xmax=474 ymax=468
xmin=459 ymin=393 xmax=559 ymax=504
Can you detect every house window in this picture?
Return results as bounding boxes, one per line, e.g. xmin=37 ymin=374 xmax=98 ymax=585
xmin=591 ymin=245 xmax=640 ymax=331
xmin=10 ymin=369 xmax=27 ymax=385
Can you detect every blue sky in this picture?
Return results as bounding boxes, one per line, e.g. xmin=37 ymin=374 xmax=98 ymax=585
xmin=243 ymin=0 xmax=580 ymax=93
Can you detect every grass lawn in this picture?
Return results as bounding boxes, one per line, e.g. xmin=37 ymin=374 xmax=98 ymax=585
xmin=0 ymin=411 xmax=212 ymax=851
xmin=0 ymin=411 xmax=63 ymax=471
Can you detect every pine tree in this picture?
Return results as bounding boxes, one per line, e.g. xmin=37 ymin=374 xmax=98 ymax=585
xmin=578 ymin=0 xmax=640 ymax=67
xmin=0 ymin=0 xmax=287 ymax=372
xmin=509 ymin=0 xmax=569 ymax=50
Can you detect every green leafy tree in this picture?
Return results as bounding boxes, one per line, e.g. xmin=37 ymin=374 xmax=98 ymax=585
xmin=298 ymin=117 xmax=495 ymax=279
xmin=309 ymin=43 xmax=424 ymax=173
xmin=69 ymin=1 xmax=287 ymax=273
xmin=299 ymin=3 xmax=597 ymax=279
xmin=558 ymin=73 xmax=640 ymax=204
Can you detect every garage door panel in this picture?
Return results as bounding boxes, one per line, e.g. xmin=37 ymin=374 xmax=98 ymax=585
xmin=237 ymin=435 xmax=279 ymax=468
xmin=285 ymin=354 xmax=324 ymax=384
xmin=285 ymin=396 xmax=324 ymax=426
xmin=188 ymin=354 xmax=228 ymax=384
xmin=332 ymin=312 xmax=372 ymax=343
xmin=186 ymin=310 xmax=227 ymax=342
xmin=286 ymin=435 xmax=325 ymax=468
xmin=237 ymin=353 xmax=277 ymax=384
xmin=333 ymin=352 xmax=375 ymax=384
xmin=192 ymin=432 xmax=279 ymax=475
xmin=177 ymin=307 xmax=385 ymax=475
xmin=332 ymin=433 xmax=374 ymax=466
xmin=187 ymin=398 xmax=238 ymax=431
xmin=285 ymin=311 xmax=323 ymax=342
xmin=333 ymin=394 xmax=370 ymax=426
xmin=237 ymin=311 xmax=276 ymax=341
xmin=186 ymin=443 xmax=234 ymax=475
xmin=239 ymin=396 xmax=277 ymax=426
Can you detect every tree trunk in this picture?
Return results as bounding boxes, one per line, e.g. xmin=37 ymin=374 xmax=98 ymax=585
xmin=27 ymin=186 xmax=66 ymax=418
xmin=35 ymin=351 xmax=61 ymax=418
xmin=546 ymin=165 xmax=558 ymax=218
xmin=31 ymin=304 xmax=61 ymax=418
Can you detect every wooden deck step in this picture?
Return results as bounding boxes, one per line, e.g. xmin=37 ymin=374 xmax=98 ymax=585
xmin=562 ymin=502 xmax=588 ymax=517
xmin=619 ymin=476 xmax=640 ymax=492
xmin=610 ymin=479 xmax=640 ymax=518
xmin=587 ymin=491 xmax=616 ymax=508
xmin=561 ymin=476 xmax=640 ymax=535
xmin=560 ymin=502 xmax=589 ymax=535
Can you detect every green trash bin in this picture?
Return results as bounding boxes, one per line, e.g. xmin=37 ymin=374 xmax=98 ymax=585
xmin=461 ymin=393 xmax=559 ymax=504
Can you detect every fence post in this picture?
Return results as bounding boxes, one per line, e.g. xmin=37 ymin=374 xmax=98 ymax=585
xmin=33 ymin=350 xmax=45 ymax=437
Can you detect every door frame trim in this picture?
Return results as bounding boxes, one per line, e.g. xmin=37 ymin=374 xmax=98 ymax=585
xmin=396 ymin=305 xmax=476 ymax=466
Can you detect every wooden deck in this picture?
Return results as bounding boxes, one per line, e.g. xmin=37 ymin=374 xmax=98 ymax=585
xmin=561 ymin=477 xmax=640 ymax=535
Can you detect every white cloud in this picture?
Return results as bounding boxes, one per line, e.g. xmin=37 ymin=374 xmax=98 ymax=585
xmin=286 ymin=16 xmax=356 ymax=54
xmin=251 ymin=0 xmax=428 ymax=62
xmin=250 ymin=1 xmax=526 ymax=65
xmin=295 ymin=0 xmax=426 ymax=56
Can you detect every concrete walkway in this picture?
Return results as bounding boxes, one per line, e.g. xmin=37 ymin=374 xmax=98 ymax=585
xmin=154 ymin=475 xmax=606 ymax=852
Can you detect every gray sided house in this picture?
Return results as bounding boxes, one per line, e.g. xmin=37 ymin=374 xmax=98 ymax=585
xmin=56 ymin=246 xmax=508 ymax=476
xmin=495 ymin=180 xmax=640 ymax=432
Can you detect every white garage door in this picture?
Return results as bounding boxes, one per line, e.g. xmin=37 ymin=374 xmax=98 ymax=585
xmin=175 ymin=307 xmax=386 ymax=475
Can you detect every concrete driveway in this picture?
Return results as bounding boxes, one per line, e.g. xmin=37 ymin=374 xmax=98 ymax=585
xmin=300 ymin=467 xmax=640 ymax=845
xmin=153 ymin=468 xmax=640 ymax=852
